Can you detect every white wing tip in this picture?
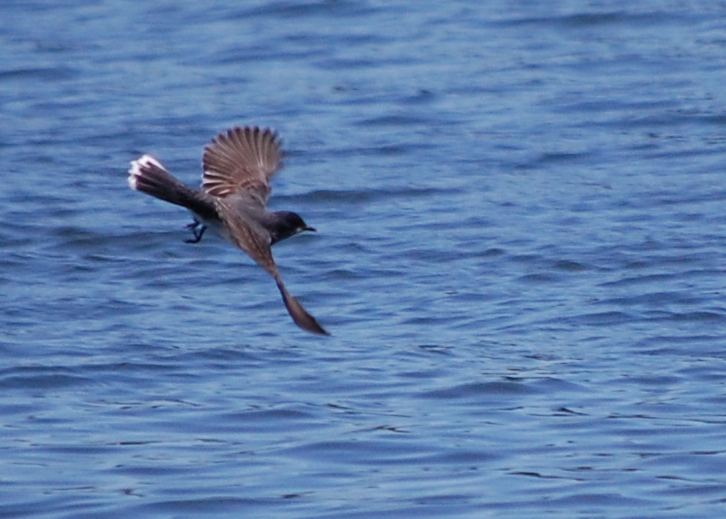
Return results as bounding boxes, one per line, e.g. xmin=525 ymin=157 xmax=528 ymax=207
xmin=129 ymin=154 xmax=163 ymax=174
xmin=128 ymin=154 xmax=164 ymax=190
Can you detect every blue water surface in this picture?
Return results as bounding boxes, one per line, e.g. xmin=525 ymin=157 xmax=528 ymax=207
xmin=1 ymin=1 xmax=726 ymax=518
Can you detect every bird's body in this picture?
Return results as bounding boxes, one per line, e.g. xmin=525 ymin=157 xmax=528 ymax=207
xmin=128 ymin=126 xmax=328 ymax=335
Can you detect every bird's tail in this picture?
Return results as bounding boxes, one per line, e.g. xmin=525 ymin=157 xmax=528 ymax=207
xmin=128 ymin=155 xmax=216 ymax=219
xmin=275 ymin=276 xmax=329 ymax=335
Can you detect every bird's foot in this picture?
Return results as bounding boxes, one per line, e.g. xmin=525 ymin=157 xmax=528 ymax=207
xmin=185 ymin=220 xmax=207 ymax=243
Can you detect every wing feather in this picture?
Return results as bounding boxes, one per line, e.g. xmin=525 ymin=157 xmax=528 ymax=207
xmin=214 ymin=196 xmax=278 ymax=277
xmin=215 ymin=196 xmax=329 ymax=335
xmin=202 ymin=126 xmax=282 ymax=202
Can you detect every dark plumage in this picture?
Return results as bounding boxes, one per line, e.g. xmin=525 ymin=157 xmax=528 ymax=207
xmin=268 ymin=211 xmax=316 ymax=245
xmin=127 ymin=126 xmax=328 ymax=335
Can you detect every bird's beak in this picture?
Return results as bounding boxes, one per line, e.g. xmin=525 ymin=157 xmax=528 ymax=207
xmin=304 ymin=226 xmax=317 ymax=233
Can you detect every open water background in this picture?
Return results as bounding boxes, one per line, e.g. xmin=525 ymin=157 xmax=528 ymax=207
xmin=2 ymin=1 xmax=726 ymax=517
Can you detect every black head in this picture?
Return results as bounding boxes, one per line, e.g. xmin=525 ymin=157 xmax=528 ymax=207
xmin=268 ymin=210 xmax=316 ymax=245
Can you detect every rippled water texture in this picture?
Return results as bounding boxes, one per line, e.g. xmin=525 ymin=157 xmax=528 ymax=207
xmin=2 ymin=1 xmax=726 ymax=518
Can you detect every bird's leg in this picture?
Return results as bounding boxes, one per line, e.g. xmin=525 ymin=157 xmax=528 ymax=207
xmin=185 ymin=219 xmax=207 ymax=243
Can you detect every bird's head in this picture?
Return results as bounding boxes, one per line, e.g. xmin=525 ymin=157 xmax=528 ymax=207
xmin=269 ymin=210 xmax=316 ymax=245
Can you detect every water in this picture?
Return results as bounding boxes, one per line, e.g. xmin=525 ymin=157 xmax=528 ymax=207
xmin=1 ymin=1 xmax=726 ymax=517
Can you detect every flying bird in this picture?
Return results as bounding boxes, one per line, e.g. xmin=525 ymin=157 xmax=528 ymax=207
xmin=127 ymin=126 xmax=328 ymax=335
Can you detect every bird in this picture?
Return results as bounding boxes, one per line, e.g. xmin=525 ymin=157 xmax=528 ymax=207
xmin=127 ymin=126 xmax=329 ymax=335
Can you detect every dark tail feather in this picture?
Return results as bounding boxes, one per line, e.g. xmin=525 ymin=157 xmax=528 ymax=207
xmin=275 ymin=277 xmax=329 ymax=336
xmin=128 ymin=155 xmax=217 ymax=220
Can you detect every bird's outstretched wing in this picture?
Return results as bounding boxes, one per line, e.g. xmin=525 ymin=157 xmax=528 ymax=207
xmin=214 ymin=195 xmax=278 ymax=275
xmin=275 ymin=275 xmax=329 ymax=336
xmin=202 ymin=126 xmax=282 ymax=203
xmin=215 ymin=196 xmax=329 ymax=336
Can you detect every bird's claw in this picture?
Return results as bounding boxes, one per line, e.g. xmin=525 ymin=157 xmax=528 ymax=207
xmin=185 ymin=220 xmax=207 ymax=243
